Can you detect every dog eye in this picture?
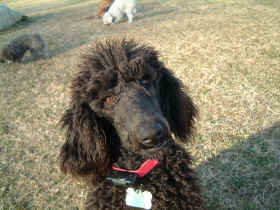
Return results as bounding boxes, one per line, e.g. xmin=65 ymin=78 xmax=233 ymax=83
xmin=140 ymin=79 xmax=150 ymax=86
xmin=104 ymin=96 xmax=115 ymax=105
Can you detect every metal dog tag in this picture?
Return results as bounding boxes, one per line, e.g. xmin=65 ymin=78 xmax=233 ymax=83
xmin=125 ymin=188 xmax=152 ymax=209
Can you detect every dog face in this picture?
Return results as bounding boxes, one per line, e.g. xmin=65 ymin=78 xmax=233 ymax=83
xmin=89 ymin=59 xmax=171 ymax=157
xmin=103 ymin=12 xmax=114 ymax=24
xmin=1 ymin=47 xmax=15 ymax=61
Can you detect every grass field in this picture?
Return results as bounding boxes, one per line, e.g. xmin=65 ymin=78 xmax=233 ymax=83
xmin=0 ymin=0 xmax=279 ymax=209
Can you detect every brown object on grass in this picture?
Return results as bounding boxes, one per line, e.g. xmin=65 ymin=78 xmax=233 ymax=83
xmin=96 ymin=0 xmax=113 ymax=18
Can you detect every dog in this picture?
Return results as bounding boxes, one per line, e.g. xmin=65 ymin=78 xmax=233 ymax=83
xmin=96 ymin=0 xmax=114 ymax=18
xmin=59 ymin=39 xmax=204 ymax=209
xmin=102 ymin=0 xmax=136 ymax=24
xmin=0 ymin=34 xmax=50 ymax=63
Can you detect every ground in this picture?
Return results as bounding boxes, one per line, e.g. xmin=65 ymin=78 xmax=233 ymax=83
xmin=0 ymin=0 xmax=279 ymax=209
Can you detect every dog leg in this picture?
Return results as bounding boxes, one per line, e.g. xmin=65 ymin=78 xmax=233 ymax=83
xmin=127 ymin=8 xmax=136 ymax=23
xmin=127 ymin=13 xmax=133 ymax=23
xmin=42 ymin=47 xmax=51 ymax=58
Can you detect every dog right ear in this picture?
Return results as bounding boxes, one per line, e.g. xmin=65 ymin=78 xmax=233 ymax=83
xmin=159 ymin=68 xmax=198 ymax=142
xmin=59 ymin=103 xmax=118 ymax=184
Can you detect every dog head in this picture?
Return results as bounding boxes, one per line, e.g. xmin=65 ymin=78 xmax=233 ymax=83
xmin=59 ymin=39 xmax=197 ymax=184
xmin=1 ymin=46 xmax=13 ymax=62
xmin=102 ymin=12 xmax=114 ymax=24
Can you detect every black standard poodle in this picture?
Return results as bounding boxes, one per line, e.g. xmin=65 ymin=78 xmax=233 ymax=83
xmin=58 ymin=38 xmax=204 ymax=210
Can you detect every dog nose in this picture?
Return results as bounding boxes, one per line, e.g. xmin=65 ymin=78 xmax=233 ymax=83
xmin=138 ymin=123 xmax=164 ymax=148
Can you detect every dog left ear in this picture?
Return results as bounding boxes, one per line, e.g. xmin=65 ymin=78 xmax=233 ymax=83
xmin=159 ymin=68 xmax=198 ymax=142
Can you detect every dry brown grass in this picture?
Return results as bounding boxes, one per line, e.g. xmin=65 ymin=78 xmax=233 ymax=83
xmin=0 ymin=0 xmax=279 ymax=209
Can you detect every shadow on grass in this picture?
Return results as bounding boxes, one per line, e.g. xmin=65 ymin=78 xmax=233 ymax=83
xmin=198 ymin=122 xmax=280 ymax=210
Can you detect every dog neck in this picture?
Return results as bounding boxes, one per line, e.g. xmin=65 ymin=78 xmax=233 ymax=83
xmin=108 ymin=12 xmax=116 ymax=23
xmin=112 ymin=159 xmax=159 ymax=178
xmin=114 ymin=147 xmax=146 ymax=170
xmin=105 ymin=148 xmax=159 ymax=186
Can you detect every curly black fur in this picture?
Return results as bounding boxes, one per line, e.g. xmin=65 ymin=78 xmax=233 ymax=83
xmin=59 ymin=39 xmax=204 ymax=209
xmin=0 ymin=34 xmax=50 ymax=63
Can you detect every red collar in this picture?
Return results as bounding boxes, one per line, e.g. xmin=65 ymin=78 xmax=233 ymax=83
xmin=112 ymin=159 xmax=159 ymax=178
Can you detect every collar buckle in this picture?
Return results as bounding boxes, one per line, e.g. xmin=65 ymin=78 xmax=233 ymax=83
xmin=106 ymin=159 xmax=159 ymax=186
xmin=106 ymin=171 xmax=138 ymax=186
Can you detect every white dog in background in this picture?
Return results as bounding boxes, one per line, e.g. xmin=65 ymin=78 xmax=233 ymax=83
xmin=103 ymin=0 xmax=136 ymax=24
